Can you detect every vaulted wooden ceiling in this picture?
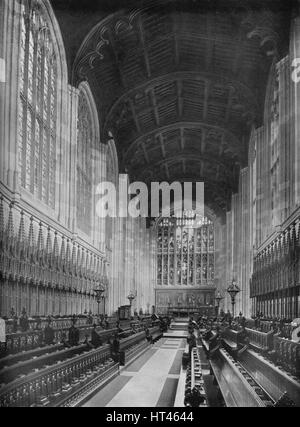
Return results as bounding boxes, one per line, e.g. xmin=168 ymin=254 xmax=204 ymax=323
xmin=52 ymin=0 xmax=291 ymax=217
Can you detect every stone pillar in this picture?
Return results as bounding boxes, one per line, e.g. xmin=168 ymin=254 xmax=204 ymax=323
xmin=278 ymin=57 xmax=292 ymax=222
xmin=0 ymin=0 xmax=22 ymax=191
xmin=65 ymin=86 xmax=78 ymax=231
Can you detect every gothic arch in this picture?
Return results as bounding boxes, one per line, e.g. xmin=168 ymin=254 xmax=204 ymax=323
xmin=16 ymin=0 xmax=68 ymax=211
xmin=107 ymin=133 xmax=119 ymax=186
xmin=76 ymin=81 xmax=100 ymax=236
xmin=153 ymin=204 xmax=217 ymax=230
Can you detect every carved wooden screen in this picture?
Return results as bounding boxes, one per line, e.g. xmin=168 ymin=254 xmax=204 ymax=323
xmin=18 ymin=2 xmax=57 ymax=208
xmin=157 ymin=213 xmax=215 ymax=287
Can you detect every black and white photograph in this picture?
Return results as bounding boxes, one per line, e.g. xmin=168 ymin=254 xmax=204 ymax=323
xmin=0 ymin=0 xmax=299 ymax=409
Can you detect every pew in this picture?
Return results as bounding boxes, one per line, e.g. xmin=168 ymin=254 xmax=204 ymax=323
xmin=221 ymin=328 xmax=242 ymax=355
xmin=245 ymin=328 xmax=273 ymax=353
xmin=239 ymin=349 xmax=300 ymax=406
xmin=209 ymin=348 xmax=274 ymax=407
xmin=0 ymin=343 xmax=64 ymax=370
xmin=119 ymin=331 xmax=149 ymax=366
xmin=1 ymin=326 xmax=117 ymax=357
xmin=0 ymin=344 xmax=89 ymax=385
xmin=273 ymin=336 xmax=300 ymax=378
xmin=4 ymin=316 xmax=91 ymax=335
xmin=148 ymin=326 xmax=162 ymax=342
xmin=0 ymin=344 xmax=118 ymax=407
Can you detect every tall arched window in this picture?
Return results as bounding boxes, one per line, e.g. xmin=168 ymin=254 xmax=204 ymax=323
xmin=18 ymin=2 xmax=57 ymax=208
xmin=77 ymin=90 xmax=94 ymax=235
xmin=270 ymin=65 xmax=280 ymax=225
xmin=157 ymin=212 xmax=215 ymax=287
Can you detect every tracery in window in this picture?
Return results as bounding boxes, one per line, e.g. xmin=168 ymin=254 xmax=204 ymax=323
xmin=270 ymin=66 xmax=280 ymax=223
xmin=157 ymin=212 xmax=215 ymax=287
xmin=77 ymin=91 xmax=94 ymax=235
xmin=18 ymin=3 xmax=58 ymax=208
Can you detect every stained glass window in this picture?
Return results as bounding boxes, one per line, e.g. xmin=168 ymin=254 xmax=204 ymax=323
xmin=157 ymin=213 xmax=215 ymax=287
xmin=270 ymin=66 xmax=280 ymax=225
xmin=18 ymin=3 xmax=57 ymax=208
xmin=77 ymin=91 xmax=94 ymax=235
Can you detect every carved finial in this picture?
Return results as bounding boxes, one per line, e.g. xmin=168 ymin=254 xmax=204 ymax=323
xmin=37 ymin=222 xmax=44 ymax=265
xmin=77 ymin=245 xmax=82 ymax=277
xmin=81 ymin=249 xmax=86 ymax=278
xmin=72 ymin=241 xmax=77 ymax=276
xmin=27 ymin=217 xmax=35 ymax=261
xmin=46 ymin=227 xmax=53 ymax=268
xmin=65 ymin=239 xmax=71 ymax=272
xmin=7 ymin=203 xmax=15 ymax=238
xmin=53 ymin=231 xmax=59 ymax=270
xmin=17 ymin=211 xmax=26 ymax=259
xmin=60 ymin=235 xmax=66 ymax=272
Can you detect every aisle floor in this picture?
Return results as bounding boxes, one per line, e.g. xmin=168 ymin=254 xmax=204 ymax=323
xmin=83 ymin=338 xmax=186 ymax=408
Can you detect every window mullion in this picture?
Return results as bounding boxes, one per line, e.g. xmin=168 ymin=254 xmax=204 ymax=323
xmin=20 ymin=12 xmax=31 ymax=188
xmin=39 ymin=42 xmax=45 ymax=201
xmin=45 ymin=52 xmax=52 ymax=205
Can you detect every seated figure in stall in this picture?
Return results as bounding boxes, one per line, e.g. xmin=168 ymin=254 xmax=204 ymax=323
xmin=20 ymin=308 xmax=30 ymax=332
xmin=12 ymin=313 xmax=18 ymax=333
xmin=83 ymin=333 xmax=94 ymax=349
xmin=87 ymin=311 xmax=94 ymax=325
xmin=91 ymin=324 xmax=103 ymax=348
xmin=238 ymin=312 xmax=247 ymax=328
xmin=44 ymin=320 xmax=55 ymax=346
xmin=111 ymin=333 xmax=120 ymax=363
xmin=145 ymin=327 xmax=153 ymax=344
xmin=60 ymin=332 xmax=70 ymax=348
xmin=68 ymin=319 xmax=80 ymax=347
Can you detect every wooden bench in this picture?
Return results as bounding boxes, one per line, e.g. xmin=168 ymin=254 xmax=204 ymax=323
xmin=148 ymin=326 xmax=162 ymax=342
xmin=221 ymin=328 xmax=243 ymax=356
xmin=246 ymin=328 xmax=273 ymax=353
xmin=119 ymin=331 xmax=149 ymax=366
xmin=0 ymin=343 xmax=64 ymax=370
xmin=0 ymin=344 xmax=118 ymax=407
xmin=0 ymin=344 xmax=88 ymax=385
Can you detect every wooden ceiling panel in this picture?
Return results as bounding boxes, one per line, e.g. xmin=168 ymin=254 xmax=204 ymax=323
xmin=71 ymin=0 xmax=289 ymax=215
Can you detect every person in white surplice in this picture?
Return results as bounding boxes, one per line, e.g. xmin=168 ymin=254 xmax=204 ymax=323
xmin=0 ymin=316 xmax=6 ymax=343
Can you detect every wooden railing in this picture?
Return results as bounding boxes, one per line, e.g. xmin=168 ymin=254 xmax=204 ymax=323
xmin=0 ymin=344 xmax=117 ymax=407
xmin=246 ymin=319 xmax=293 ymax=338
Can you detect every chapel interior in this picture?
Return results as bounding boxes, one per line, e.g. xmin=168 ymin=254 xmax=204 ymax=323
xmin=0 ymin=0 xmax=300 ymax=408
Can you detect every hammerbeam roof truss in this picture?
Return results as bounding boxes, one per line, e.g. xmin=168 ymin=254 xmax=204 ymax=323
xmin=71 ymin=0 xmax=287 ymax=215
